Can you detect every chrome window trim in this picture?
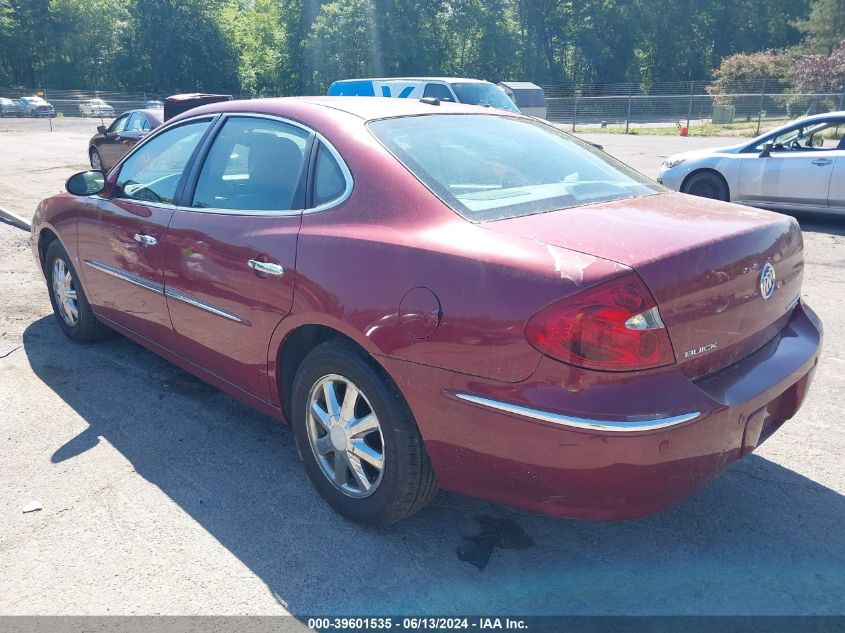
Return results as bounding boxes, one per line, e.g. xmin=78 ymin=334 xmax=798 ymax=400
xmin=183 ymin=112 xmax=354 ymax=216
xmin=84 ymin=260 xmax=164 ymax=294
xmin=454 ymin=392 xmax=700 ymax=433
xmin=101 ymin=111 xmax=354 ymax=217
xmin=164 ymin=287 xmax=249 ymax=325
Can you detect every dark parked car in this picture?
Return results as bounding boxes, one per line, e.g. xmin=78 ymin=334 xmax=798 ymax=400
xmin=19 ymin=95 xmax=54 ymax=117
xmin=0 ymin=97 xmax=24 ymax=117
xmin=88 ymin=109 xmax=163 ymax=171
xmin=32 ymin=97 xmax=822 ymax=525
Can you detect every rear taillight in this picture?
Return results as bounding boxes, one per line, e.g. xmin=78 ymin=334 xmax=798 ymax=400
xmin=525 ymin=273 xmax=675 ymax=371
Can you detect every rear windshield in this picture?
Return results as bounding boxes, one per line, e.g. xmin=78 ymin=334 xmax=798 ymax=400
xmin=368 ymin=114 xmax=661 ymax=221
xmin=451 ymin=83 xmax=519 ymax=113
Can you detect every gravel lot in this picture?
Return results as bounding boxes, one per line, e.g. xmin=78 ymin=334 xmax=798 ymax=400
xmin=0 ymin=117 xmax=843 ymax=617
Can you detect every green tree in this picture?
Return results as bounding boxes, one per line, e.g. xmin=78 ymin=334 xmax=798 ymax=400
xmin=220 ymin=0 xmax=286 ymax=96
xmin=796 ymin=0 xmax=845 ymax=54
xmin=304 ymin=0 xmax=383 ymax=91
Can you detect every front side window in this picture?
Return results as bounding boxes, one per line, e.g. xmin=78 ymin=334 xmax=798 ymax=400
xmin=754 ymin=119 xmax=845 ymax=152
xmin=114 ymin=120 xmax=210 ymax=204
xmin=369 ymin=114 xmax=661 ymax=222
xmin=423 ymin=83 xmax=454 ymax=102
xmin=109 ymin=114 xmax=130 ymax=133
xmin=126 ymin=113 xmax=146 ymax=132
xmin=191 ymin=117 xmax=310 ymax=211
xmin=450 ymin=83 xmax=519 ymax=113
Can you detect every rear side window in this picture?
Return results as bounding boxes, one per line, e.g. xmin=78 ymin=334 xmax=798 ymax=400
xmin=313 ymin=144 xmax=347 ymax=207
xmin=191 ymin=117 xmax=310 ymax=212
xmin=114 ymin=120 xmax=210 ymax=204
xmin=369 ymin=114 xmax=661 ymax=222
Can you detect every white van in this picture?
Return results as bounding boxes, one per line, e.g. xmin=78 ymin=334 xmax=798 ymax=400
xmin=327 ymin=77 xmax=520 ymax=113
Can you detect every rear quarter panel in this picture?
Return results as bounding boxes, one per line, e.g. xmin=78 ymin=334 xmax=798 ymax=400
xmin=278 ymin=111 xmax=630 ymax=382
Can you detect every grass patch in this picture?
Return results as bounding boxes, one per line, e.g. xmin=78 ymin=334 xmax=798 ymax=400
xmin=571 ymin=119 xmax=790 ymax=138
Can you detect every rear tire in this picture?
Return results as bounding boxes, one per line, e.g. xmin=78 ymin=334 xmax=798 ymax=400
xmin=44 ymin=240 xmax=110 ymax=342
xmin=682 ymin=171 xmax=729 ymax=201
xmin=291 ymin=338 xmax=438 ymax=524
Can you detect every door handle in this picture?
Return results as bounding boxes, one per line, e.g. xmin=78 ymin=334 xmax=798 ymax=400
xmin=133 ymin=233 xmax=157 ymax=247
xmin=248 ymin=260 xmax=284 ymax=276
xmin=811 ymin=159 xmax=832 ymax=166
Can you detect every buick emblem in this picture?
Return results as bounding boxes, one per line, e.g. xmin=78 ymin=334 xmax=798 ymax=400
xmin=759 ymin=262 xmax=776 ymax=300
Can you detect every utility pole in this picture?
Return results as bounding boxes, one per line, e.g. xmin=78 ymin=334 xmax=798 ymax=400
xmin=686 ymin=80 xmax=694 ymax=132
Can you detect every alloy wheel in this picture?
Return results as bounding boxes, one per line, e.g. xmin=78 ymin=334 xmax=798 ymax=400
xmin=51 ymin=257 xmax=79 ymax=327
xmin=306 ymin=373 xmax=385 ymax=498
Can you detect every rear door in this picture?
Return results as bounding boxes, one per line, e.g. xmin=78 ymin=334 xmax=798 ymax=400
xmin=76 ymin=117 xmax=214 ymax=343
xmin=161 ymin=114 xmax=313 ymax=401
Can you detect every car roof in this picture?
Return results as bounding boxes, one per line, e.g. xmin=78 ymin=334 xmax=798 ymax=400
xmin=175 ymin=96 xmax=521 ymax=123
xmin=332 ymin=77 xmax=488 ymax=84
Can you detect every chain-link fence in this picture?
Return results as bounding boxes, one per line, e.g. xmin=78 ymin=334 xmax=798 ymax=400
xmin=542 ymin=79 xmax=845 ymax=132
xmin=2 ymin=80 xmax=844 ymax=134
xmin=0 ymin=88 xmax=166 ymax=119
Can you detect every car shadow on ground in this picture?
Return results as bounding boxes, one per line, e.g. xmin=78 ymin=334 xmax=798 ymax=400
xmin=22 ymin=315 xmax=845 ymax=615
xmin=788 ymin=212 xmax=845 ymax=237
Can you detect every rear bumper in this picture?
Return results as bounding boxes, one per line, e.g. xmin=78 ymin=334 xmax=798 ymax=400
xmin=382 ymin=302 xmax=822 ymax=519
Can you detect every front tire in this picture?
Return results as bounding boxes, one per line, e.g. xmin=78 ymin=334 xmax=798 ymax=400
xmin=89 ymin=148 xmax=103 ymax=171
xmin=44 ymin=240 xmax=110 ymax=342
xmin=682 ymin=171 xmax=729 ymax=201
xmin=291 ymin=339 xmax=438 ymax=524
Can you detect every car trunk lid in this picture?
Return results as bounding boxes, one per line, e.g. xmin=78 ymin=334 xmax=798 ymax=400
xmin=486 ymin=192 xmax=803 ymax=378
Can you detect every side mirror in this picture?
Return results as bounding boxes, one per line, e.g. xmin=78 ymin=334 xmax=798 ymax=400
xmin=97 ymin=125 xmax=107 ymax=134
xmin=66 ymin=170 xmax=105 ymax=196
xmin=758 ymin=142 xmax=774 ymax=158
xmin=811 ymin=136 xmax=824 ymax=148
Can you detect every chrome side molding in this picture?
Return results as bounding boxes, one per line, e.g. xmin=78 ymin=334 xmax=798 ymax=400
xmin=454 ymin=392 xmax=700 ymax=432
xmin=164 ymin=288 xmax=249 ymax=325
xmin=84 ymin=260 xmax=164 ymax=294
xmin=84 ymin=260 xmax=248 ymax=325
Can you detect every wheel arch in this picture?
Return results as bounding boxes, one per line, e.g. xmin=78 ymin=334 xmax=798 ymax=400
xmin=36 ymin=226 xmax=60 ymax=273
xmin=680 ymin=168 xmax=731 ymax=200
xmin=273 ymin=321 xmax=393 ymax=421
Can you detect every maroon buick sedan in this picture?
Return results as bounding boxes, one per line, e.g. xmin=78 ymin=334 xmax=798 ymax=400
xmin=31 ymin=97 xmax=822 ymax=524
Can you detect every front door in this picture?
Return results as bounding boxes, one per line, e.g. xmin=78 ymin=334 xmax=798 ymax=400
xmin=829 ymin=154 xmax=845 ymax=211
xmin=739 ymin=117 xmax=845 ymax=207
xmin=76 ymin=118 xmax=214 ymax=343
xmin=162 ymin=115 xmax=310 ymax=401
xmin=739 ymin=149 xmax=835 ymax=207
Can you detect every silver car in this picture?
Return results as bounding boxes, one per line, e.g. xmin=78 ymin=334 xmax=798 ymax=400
xmin=0 ymin=97 xmax=24 ymax=117
xmin=658 ymin=111 xmax=845 ymax=216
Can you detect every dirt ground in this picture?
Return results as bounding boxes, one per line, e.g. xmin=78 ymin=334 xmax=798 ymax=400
xmin=0 ymin=117 xmax=843 ymax=617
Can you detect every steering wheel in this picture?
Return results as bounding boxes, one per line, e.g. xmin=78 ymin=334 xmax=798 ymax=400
xmin=790 ymin=140 xmax=802 ymax=150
